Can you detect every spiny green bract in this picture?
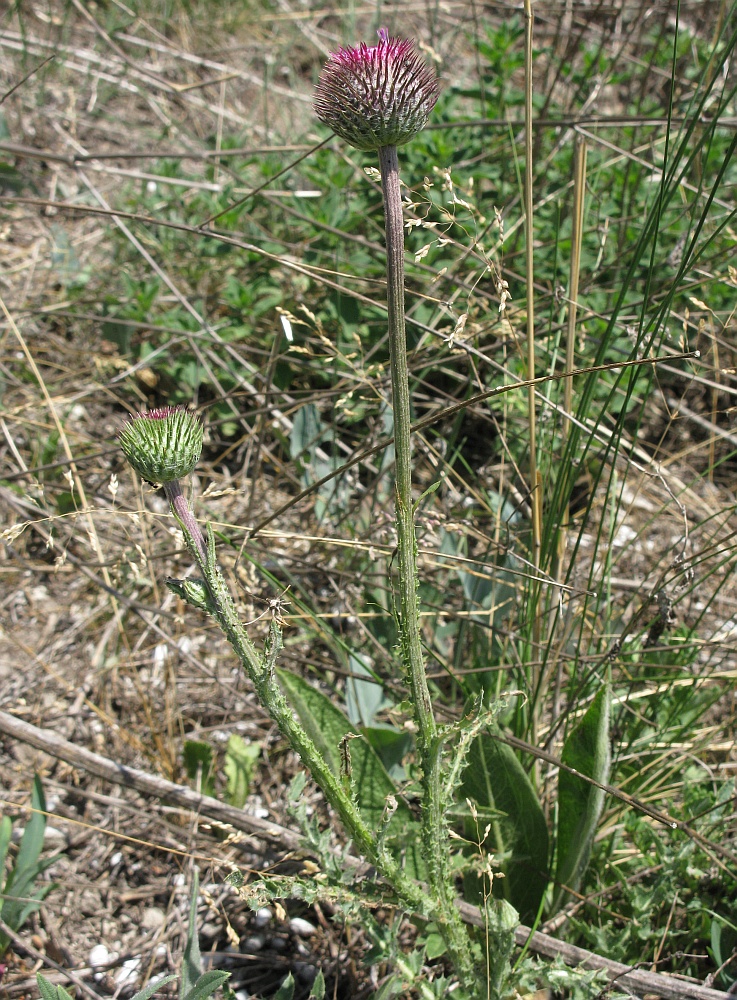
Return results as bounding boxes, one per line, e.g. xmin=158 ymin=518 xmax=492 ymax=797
xmin=119 ymin=405 xmax=203 ymax=484
xmin=314 ymin=28 xmax=440 ymax=152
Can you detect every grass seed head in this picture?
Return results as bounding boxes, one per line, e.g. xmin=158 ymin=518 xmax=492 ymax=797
xmin=119 ymin=405 xmax=203 ymax=485
xmin=314 ymin=28 xmax=440 ymax=151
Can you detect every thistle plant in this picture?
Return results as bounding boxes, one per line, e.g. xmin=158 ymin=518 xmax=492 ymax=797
xmin=315 ymin=28 xmax=481 ymax=987
xmin=119 ymin=33 xmax=506 ymax=998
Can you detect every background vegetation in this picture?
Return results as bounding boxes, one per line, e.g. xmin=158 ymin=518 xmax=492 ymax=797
xmin=0 ymin=0 xmax=735 ymax=997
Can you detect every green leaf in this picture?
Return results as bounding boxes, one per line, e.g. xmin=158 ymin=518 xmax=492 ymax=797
xmin=345 ymin=654 xmax=391 ymax=728
xmin=13 ymin=776 xmax=47 ymax=881
xmin=460 ymin=732 xmax=549 ymax=922
xmin=308 ymin=970 xmax=326 ymax=1000
xmin=34 ymin=976 xmax=73 ymax=1000
xmin=36 ymin=974 xmax=58 ymax=1000
xmin=277 ymin=669 xmax=426 ymax=878
xmin=370 ymin=977 xmax=403 ymax=1000
xmin=181 ymin=869 xmax=201 ymax=1000
xmin=273 ymin=972 xmax=295 ymax=1000
xmin=0 ymin=815 xmax=12 ymax=914
xmin=224 ymin=735 xmax=260 ymax=808
xmin=184 ymin=741 xmax=216 ymax=798
xmin=131 ymin=976 xmax=178 ymax=1000
xmin=362 ymin=726 xmax=413 ymax=781
xmin=2 ymin=776 xmax=55 ymax=940
xmin=424 ymin=931 xmax=447 ymax=960
xmin=553 ymin=683 xmax=611 ymax=911
xmin=277 ymin=669 xmax=394 ymax=827
xmin=181 ymin=971 xmax=231 ymax=1000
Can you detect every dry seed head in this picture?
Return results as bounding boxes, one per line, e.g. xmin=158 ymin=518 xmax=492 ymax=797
xmin=314 ymin=28 xmax=440 ymax=151
xmin=119 ymin=405 xmax=203 ymax=484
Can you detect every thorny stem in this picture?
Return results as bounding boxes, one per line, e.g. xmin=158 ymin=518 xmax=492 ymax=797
xmin=172 ymin=513 xmax=437 ymax=933
xmin=377 ymin=143 xmax=476 ymax=989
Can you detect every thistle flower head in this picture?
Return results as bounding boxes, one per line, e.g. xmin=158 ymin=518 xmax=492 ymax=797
xmin=314 ymin=28 xmax=440 ymax=151
xmin=119 ymin=405 xmax=203 ymax=485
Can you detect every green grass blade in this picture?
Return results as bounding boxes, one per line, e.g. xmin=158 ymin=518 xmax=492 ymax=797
xmin=181 ymin=868 xmax=201 ymax=1000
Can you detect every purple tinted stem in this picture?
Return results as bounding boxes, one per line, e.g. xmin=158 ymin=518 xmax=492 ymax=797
xmin=164 ymin=480 xmax=208 ymax=566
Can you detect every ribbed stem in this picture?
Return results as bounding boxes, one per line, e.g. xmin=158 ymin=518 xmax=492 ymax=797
xmin=377 ymin=143 xmax=476 ymax=990
xmin=164 ymin=480 xmax=208 ymax=565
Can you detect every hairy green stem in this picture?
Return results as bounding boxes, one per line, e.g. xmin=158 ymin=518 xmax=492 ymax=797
xmin=377 ymin=143 xmax=476 ymax=989
xmin=173 ymin=515 xmax=436 ymax=922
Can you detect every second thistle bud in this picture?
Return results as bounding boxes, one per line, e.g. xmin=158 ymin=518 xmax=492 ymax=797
xmin=314 ymin=28 xmax=440 ymax=152
xmin=119 ymin=405 xmax=203 ymax=485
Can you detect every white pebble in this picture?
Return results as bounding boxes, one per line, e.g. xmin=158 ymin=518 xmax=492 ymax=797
xmin=115 ymin=958 xmax=141 ymax=986
xmin=289 ymin=918 xmax=316 ymax=937
xmin=43 ymin=826 xmax=67 ymax=849
xmin=89 ymin=944 xmax=110 ymax=968
xmin=142 ymin=907 xmax=165 ymax=930
xmin=242 ymin=935 xmax=264 ymax=952
xmin=253 ymin=907 xmax=272 ymax=928
xmin=110 ymin=852 xmax=123 ymax=867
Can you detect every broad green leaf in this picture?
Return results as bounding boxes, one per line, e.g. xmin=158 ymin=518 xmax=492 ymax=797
xmin=424 ymin=931 xmax=447 ymax=960
xmin=184 ymin=741 xmax=216 ymax=799
xmin=277 ymin=668 xmax=395 ymax=827
xmin=370 ymin=977 xmax=403 ymax=1000
xmin=460 ymin=732 xmax=548 ymax=923
xmin=224 ymin=735 xmax=260 ymax=809
xmin=181 ymin=869 xmax=201 ymax=1000
xmin=362 ymin=727 xmax=413 ymax=781
xmin=131 ymin=976 xmax=178 ymax=1000
xmin=345 ymin=654 xmax=390 ymax=728
xmin=290 ymin=403 xmax=322 ymax=464
xmin=277 ymin=669 xmax=425 ymax=879
xmin=308 ymin=970 xmax=326 ymax=1000
xmin=273 ymin=972 xmax=295 ymax=1000
xmin=181 ymin=971 xmax=230 ymax=1000
xmin=553 ymin=683 xmax=611 ymax=912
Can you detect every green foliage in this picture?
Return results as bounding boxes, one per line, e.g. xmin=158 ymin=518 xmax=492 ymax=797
xmin=0 ymin=776 xmax=56 ymax=954
xmin=460 ymin=733 xmax=548 ymax=923
xmin=224 ymin=734 xmax=260 ymax=809
xmin=183 ymin=735 xmax=260 ymax=807
xmin=569 ymin=771 xmax=737 ymax=982
xmin=184 ymin=740 xmax=216 ymax=798
xmin=79 ymin=1 xmax=737 ymax=994
xmin=553 ymin=682 xmax=611 ymax=911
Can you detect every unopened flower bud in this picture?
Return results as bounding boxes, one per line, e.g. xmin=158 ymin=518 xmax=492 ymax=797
xmin=120 ymin=406 xmax=203 ymax=485
xmin=314 ymin=29 xmax=440 ymax=151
